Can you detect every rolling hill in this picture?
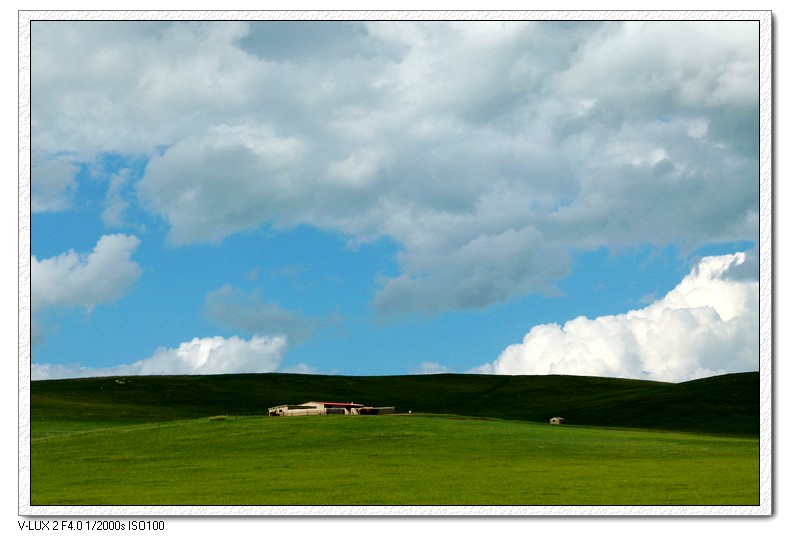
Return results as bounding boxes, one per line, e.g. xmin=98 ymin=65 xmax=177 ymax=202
xmin=29 ymin=371 xmax=759 ymax=437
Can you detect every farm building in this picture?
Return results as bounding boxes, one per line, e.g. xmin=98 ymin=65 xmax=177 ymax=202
xmin=549 ymin=417 xmax=565 ymax=425
xmin=268 ymin=401 xmax=394 ymax=417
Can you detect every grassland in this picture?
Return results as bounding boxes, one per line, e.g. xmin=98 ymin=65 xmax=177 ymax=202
xmin=31 ymin=371 xmax=759 ymax=436
xmin=29 ymin=371 xmax=760 ymax=506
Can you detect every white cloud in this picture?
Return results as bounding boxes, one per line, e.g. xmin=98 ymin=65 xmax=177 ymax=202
xmin=31 ymin=156 xmax=79 ymax=212
xmin=33 ymin=21 xmax=760 ymax=317
xmin=138 ymin=124 xmax=306 ymax=244
xmin=32 ymin=234 xmax=142 ymax=313
xmin=132 ymin=335 xmax=286 ymax=376
xmin=281 ymin=363 xmax=321 ymax=375
xmin=409 ymin=361 xmax=452 ymax=375
xmin=31 ymin=21 xmax=262 ymax=156
xmin=374 ymin=225 xmax=571 ymax=316
xmin=31 ymin=335 xmax=287 ymax=380
xmin=473 ymin=252 xmax=758 ymax=383
xmin=101 ymin=170 xmax=133 ymax=228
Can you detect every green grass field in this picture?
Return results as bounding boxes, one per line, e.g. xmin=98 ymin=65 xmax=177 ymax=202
xmin=31 ymin=414 xmax=758 ymax=506
xmin=29 ymin=372 xmax=761 ymax=506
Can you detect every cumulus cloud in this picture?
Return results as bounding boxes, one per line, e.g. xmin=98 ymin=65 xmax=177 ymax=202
xmin=31 ymin=335 xmax=287 ymax=380
xmin=33 ymin=21 xmax=759 ymax=317
xmin=32 ymin=21 xmax=261 ymax=156
xmin=138 ymin=124 xmax=306 ymax=244
xmin=32 ymin=234 xmax=142 ymax=312
xmin=473 ymin=252 xmax=758 ymax=383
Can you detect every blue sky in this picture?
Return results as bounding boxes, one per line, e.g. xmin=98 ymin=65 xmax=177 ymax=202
xmin=28 ymin=18 xmax=762 ymax=382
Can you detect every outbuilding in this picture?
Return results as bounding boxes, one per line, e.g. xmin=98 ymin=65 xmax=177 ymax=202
xmin=549 ymin=417 xmax=565 ymax=425
xmin=358 ymin=406 xmax=395 ymax=415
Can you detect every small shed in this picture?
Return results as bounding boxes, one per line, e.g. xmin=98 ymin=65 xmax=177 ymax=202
xmin=549 ymin=417 xmax=565 ymax=425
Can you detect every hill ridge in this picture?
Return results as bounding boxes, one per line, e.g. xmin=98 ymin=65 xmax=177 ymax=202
xmin=30 ymin=371 xmax=759 ymax=437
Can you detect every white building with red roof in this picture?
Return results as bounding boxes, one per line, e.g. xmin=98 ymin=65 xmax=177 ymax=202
xmin=268 ymin=401 xmax=393 ymax=417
